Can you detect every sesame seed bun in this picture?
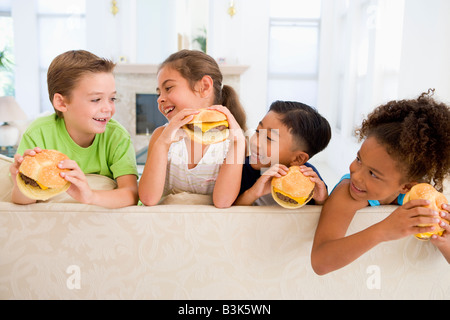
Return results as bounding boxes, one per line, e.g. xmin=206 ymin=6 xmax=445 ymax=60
xmin=271 ymin=166 xmax=315 ymax=209
xmin=403 ymin=183 xmax=449 ymax=240
xmin=16 ymin=149 xmax=71 ymax=200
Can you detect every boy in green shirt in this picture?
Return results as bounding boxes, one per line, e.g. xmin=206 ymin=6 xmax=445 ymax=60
xmin=10 ymin=50 xmax=138 ymax=208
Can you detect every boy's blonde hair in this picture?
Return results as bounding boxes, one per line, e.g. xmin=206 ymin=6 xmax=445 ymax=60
xmin=47 ymin=50 xmax=116 ymax=118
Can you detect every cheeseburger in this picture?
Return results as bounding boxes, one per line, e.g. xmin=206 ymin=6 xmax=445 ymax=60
xmin=271 ymin=166 xmax=315 ymax=209
xmin=403 ymin=183 xmax=449 ymax=240
xmin=16 ymin=149 xmax=71 ymax=201
xmin=183 ymin=109 xmax=229 ymax=145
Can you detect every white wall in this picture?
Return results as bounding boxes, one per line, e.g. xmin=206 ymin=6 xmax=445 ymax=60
xmin=315 ymin=0 xmax=363 ymax=178
xmin=238 ymin=0 xmax=271 ymax=132
xmin=398 ymin=0 xmax=450 ymax=104
xmin=11 ymin=0 xmax=40 ymax=117
xmin=316 ymin=0 xmax=450 ymax=180
xmin=208 ymin=0 xmax=270 ymax=131
xmin=9 ymin=0 xmax=450 ymax=179
xmin=86 ymin=0 xmax=137 ymax=63
xmin=136 ymin=0 xmax=178 ymax=64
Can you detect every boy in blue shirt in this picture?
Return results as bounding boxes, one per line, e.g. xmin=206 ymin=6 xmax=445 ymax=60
xmin=235 ymin=101 xmax=331 ymax=206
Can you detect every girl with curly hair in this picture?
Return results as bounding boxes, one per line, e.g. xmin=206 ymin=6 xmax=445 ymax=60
xmin=311 ymin=90 xmax=450 ymax=275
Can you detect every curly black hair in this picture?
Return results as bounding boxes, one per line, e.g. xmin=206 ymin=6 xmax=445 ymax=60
xmin=356 ymin=89 xmax=450 ymax=192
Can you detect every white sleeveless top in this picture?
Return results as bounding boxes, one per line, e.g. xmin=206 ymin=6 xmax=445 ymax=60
xmin=163 ymin=138 xmax=230 ymax=196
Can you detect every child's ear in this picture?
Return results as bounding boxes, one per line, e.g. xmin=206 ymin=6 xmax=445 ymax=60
xmin=400 ymin=182 xmax=417 ymax=194
xmin=196 ymin=75 xmax=214 ymax=98
xmin=290 ymin=151 xmax=310 ymax=167
xmin=53 ymin=93 xmax=68 ymax=113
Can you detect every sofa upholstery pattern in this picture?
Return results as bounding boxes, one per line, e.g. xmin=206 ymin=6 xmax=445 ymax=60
xmin=1 ymin=155 xmax=449 ymax=299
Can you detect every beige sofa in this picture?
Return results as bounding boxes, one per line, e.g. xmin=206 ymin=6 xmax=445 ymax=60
xmin=0 ymin=154 xmax=449 ymax=300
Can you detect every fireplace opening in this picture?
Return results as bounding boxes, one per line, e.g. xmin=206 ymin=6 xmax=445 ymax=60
xmin=136 ymin=94 xmax=167 ymax=135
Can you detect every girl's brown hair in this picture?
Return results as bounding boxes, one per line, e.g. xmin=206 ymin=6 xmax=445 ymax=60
xmin=158 ymin=50 xmax=248 ymax=132
xmin=47 ymin=50 xmax=116 ymax=118
xmin=356 ymin=89 xmax=450 ymax=191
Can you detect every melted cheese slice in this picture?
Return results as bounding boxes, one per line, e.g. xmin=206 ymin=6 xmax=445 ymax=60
xmin=36 ymin=181 xmax=49 ymax=190
xmin=273 ymin=187 xmax=310 ymax=205
xmin=194 ymin=120 xmax=228 ymax=133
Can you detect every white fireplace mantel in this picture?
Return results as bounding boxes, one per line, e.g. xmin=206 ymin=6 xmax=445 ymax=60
xmin=113 ymin=63 xmax=249 ymax=153
xmin=115 ymin=63 xmax=249 ymax=76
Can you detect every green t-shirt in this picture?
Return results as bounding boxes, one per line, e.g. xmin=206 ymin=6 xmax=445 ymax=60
xmin=17 ymin=114 xmax=138 ymax=180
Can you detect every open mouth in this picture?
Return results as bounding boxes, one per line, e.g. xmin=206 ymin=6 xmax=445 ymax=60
xmin=163 ymin=106 xmax=175 ymax=115
xmin=250 ymin=151 xmax=271 ymax=166
xmin=251 ymin=152 xmax=262 ymax=161
xmin=249 ymin=149 xmax=260 ymax=161
xmin=351 ymin=182 xmax=365 ymax=193
xmin=93 ymin=118 xmax=108 ymax=122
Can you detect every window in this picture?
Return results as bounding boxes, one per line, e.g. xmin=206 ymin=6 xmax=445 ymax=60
xmin=332 ymin=0 xmax=405 ymax=136
xmin=0 ymin=0 xmax=14 ymax=96
xmin=37 ymin=0 xmax=86 ymax=112
xmin=267 ymin=0 xmax=322 ymax=107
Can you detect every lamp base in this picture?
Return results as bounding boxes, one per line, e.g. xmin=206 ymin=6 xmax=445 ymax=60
xmin=0 ymin=123 xmax=20 ymax=146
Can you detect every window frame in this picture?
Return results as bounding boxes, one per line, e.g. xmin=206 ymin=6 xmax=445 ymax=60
xmin=0 ymin=8 xmax=15 ymax=97
xmin=267 ymin=14 xmax=322 ymax=108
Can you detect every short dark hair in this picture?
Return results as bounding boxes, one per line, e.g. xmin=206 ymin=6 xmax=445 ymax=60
xmin=269 ymin=100 xmax=332 ymax=159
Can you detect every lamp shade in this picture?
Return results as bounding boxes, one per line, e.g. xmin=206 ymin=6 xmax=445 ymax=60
xmin=0 ymin=96 xmax=27 ymax=123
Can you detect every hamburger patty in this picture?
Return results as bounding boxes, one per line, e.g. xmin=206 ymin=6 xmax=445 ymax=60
xmin=186 ymin=124 xmax=228 ymax=132
xmin=275 ymin=192 xmax=299 ymax=205
xmin=20 ymin=173 xmax=41 ymax=189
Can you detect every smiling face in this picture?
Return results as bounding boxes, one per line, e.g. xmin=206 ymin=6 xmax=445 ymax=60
xmin=56 ymin=72 xmax=116 ymax=147
xmin=348 ymin=136 xmax=411 ymax=204
xmin=156 ymin=66 xmax=212 ymax=120
xmin=249 ymin=111 xmax=302 ymax=170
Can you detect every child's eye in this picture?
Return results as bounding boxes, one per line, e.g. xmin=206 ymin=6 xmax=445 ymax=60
xmin=111 ymin=97 xmax=117 ymax=102
xmin=370 ymin=171 xmax=379 ymax=179
xmin=255 ymin=129 xmax=273 ymax=141
xmin=91 ymin=98 xmax=101 ymax=103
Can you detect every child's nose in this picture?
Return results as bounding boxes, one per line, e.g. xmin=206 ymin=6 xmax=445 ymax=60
xmin=350 ymin=165 xmax=364 ymax=183
xmin=102 ymin=101 xmax=114 ymax=113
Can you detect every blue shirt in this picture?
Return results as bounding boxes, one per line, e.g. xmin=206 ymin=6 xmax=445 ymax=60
xmin=333 ymin=174 xmax=405 ymax=206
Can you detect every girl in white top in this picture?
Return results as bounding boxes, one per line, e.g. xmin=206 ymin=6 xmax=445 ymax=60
xmin=138 ymin=50 xmax=248 ymax=208
xmin=164 ymin=136 xmax=229 ymax=196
